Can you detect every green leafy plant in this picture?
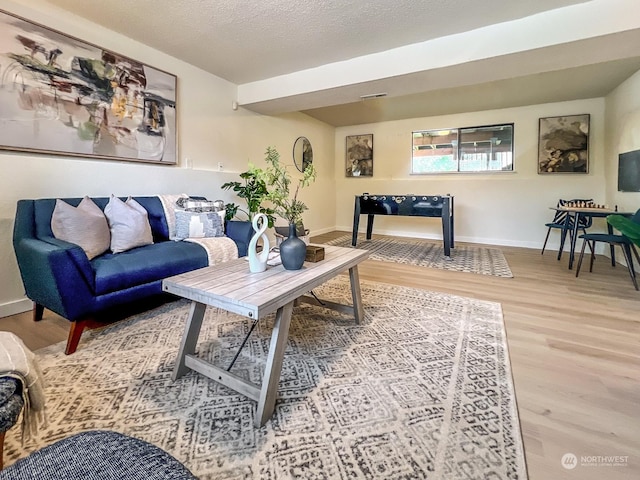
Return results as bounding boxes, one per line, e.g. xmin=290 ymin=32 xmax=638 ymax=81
xmin=221 ymin=167 xmax=276 ymax=226
xmin=258 ymin=146 xmax=317 ymax=226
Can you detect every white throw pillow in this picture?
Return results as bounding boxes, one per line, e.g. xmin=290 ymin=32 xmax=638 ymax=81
xmin=175 ymin=211 xmax=224 ymax=240
xmin=51 ymin=197 xmax=111 ymax=260
xmin=104 ymin=195 xmax=154 ymax=253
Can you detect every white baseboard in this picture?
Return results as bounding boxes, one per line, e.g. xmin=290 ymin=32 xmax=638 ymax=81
xmin=0 ymin=297 xmax=32 ymax=319
xmin=334 ymin=225 xmax=542 ymax=249
xmin=333 ymin=224 xmax=597 ymax=252
xmin=309 ymin=226 xmax=336 ymax=236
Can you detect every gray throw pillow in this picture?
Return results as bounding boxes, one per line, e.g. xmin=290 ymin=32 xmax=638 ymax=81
xmin=104 ymin=196 xmax=154 ymax=253
xmin=175 ymin=211 xmax=224 ymax=240
xmin=51 ymin=197 xmax=111 ymax=260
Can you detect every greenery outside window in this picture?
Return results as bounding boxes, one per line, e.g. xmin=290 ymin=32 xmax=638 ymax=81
xmin=412 ymin=124 xmax=514 ymax=173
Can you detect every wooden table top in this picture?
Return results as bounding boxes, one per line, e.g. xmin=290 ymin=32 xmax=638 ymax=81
xmin=162 ymin=245 xmax=370 ymax=319
xmin=550 ymin=206 xmax=633 ymax=215
xmin=554 ymin=206 xmax=616 ymax=213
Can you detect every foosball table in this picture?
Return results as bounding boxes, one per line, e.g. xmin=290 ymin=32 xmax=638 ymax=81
xmin=352 ymin=194 xmax=455 ymax=257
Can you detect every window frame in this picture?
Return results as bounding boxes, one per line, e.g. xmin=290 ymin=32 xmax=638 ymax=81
xmin=411 ymin=123 xmax=514 ymax=174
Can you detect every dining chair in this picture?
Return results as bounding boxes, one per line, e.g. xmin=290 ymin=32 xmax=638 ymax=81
xmin=575 ymin=208 xmax=640 ymax=290
xmin=541 ymin=198 xmax=593 ymax=259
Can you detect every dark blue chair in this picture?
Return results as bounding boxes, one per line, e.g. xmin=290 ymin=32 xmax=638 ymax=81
xmin=575 ymin=208 xmax=640 ymax=290
xmin=0 ymin=378 xmax=23 ymax=470
xmin=542 ymin=198 xmax=593 ymax=259
xmin=0 ymin=431 xmax=197 ymax=479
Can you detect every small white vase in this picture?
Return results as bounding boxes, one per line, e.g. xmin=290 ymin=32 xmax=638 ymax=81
xmin=248 ymin=213 xmax=270 ymax=273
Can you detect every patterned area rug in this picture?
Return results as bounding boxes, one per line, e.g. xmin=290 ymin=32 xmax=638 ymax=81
xmin=5 ymin=278 xmax=527 ymax=479
xmin=325 ymin=234 xmax=514 ymax=278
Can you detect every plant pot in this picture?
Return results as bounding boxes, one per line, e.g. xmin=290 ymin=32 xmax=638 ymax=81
xmin=279 ymin=223 xmax=306 ymax=270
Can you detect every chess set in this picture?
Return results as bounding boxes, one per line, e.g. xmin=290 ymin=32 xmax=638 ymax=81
xmin=563 ymin=201 xmax=612 ymax=210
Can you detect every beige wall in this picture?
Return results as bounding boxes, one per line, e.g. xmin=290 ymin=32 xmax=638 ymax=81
xmin=1 ymin=0 xmax=638 ymax=318
xmin=0 ymin=0 xmax=335 ymax=316
xmin=335 ymin=99 xmax=607 ymax=247
xmin=605 ymin=69 xmax=640 ymax=211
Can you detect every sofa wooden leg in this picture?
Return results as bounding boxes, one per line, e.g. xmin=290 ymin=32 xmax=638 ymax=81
xmin=33 ymin=303 xmax=44 ymax=322
xmin=0 ymin=430 xmax=5 ymax=470
xmin=66 ymin=319 xmax=88 ymax=355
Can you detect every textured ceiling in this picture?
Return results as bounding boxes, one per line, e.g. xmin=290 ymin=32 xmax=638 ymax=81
xmin=39 ymin=0 xmax=640 ymax=126
xmin=44 ymin=0 xmax=587 ymax=83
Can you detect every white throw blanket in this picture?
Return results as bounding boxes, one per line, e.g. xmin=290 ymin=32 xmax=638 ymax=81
xmin=157 ymin=194 xmax=239 ymax=265
xmin=0 ymin=332 xmax=47 ymax=442
xmin=157 ymin=193 xmax=189 ymax=240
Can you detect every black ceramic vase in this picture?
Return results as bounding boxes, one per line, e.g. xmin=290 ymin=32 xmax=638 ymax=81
xmin=280 ymin=223 xmax=306 ymax=270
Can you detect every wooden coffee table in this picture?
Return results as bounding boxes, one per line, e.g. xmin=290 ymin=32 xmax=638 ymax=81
xmin=162 ymin=245 xmax=370 ymax=427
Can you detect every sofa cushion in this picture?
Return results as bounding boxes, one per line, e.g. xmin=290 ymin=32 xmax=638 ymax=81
xmin=34 ymin=197 xmax=171 ymax=242
xmin=174 ymin=211 xmax=224 ymax=240
xmin=51 ymin=197 xmax=111 ymax=260
xmin=92 ymin=241 xmax=208 ymax=295
xmin=104 ymin=196 xmax=154 ymax=253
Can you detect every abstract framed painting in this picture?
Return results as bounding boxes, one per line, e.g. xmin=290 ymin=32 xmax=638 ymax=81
xmin=345 ymin=134 xmax=373 ymax=177
xmin=0 ymin=9 xmax=177 ymax=164
xmin=538 ymin=114 xmax=589 ymax=174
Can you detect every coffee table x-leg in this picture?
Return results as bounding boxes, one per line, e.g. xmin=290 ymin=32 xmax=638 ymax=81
xmin=166 ymin=246 xmax=370 ymax=427
xmin=172 ymin=299 xmax=295 ymax=427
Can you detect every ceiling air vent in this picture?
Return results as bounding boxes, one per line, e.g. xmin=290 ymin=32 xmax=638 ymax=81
xmin=359 ymin=93 xmax=387 ymax=100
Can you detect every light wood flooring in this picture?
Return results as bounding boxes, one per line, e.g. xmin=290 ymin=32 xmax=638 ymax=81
xmin=4 ymin=231 xmax=639 ymax=479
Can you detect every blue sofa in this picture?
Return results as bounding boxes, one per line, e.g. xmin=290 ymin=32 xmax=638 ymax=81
xmin=12 ymin=196 xmax=253 ymax=355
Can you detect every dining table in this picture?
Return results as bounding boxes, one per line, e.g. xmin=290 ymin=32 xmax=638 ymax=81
xmin=552 ymin=206 xmax=634 ymax=270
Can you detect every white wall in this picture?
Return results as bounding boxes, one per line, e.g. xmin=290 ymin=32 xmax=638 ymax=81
xmin=605 ymin=69 xmax=640 ymax=211
xmin=0 ymin=0 xmax=335 ymax=317
xmin=2 ymin=1 xmax=634 ymax=319
xmin=335 ymin=99 xmax=607 ymax=247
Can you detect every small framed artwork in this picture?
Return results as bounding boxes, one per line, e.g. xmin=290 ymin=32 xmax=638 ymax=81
xmin=538 ymin=114 xmax=589 ymax=173
xmin=0 ymin=9 xmax=177 ymax=164
xmin=346 ymin=134 xmax=373 ymax=177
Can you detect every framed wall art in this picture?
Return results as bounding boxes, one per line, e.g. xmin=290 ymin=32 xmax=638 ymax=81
xmin=345 ymin=134 xmax=373 ymax=177
xmin=0 ymin=9 xmax=177 ymax=164
xmin=538 ymin=114 xmax=589 ymax=174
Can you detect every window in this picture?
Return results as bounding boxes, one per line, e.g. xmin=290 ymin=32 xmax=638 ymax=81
xmin=412 ymin=124 xmax=514 ymax=174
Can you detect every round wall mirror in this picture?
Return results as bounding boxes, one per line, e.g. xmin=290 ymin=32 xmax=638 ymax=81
xmin=293 ymin=136 xmax=313 ymax=172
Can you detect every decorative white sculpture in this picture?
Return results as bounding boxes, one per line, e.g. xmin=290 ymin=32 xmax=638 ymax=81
xmin=248 ymin=213 xmax=270 ymax=273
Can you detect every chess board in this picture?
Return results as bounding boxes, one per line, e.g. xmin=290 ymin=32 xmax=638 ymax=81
xmin=561 ymin=201 xmax=608 ymax=209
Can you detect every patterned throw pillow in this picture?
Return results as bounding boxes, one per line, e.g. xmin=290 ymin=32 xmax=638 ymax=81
xmin=175 ymin=197 xmax=225 ymax=233
xmin=174 ymin=211 xmax=224 ymax=240
xmin=104 ymin=196 xmax=154 ymax=253
xmin=51 ymin=197 xmax=111 ymax=260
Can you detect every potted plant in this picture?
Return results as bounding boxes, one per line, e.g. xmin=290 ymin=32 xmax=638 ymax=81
xmin=258 ymin=146 xmax=316 ymax=270
xmin=221 ymin=167 xmax=276 ymax=227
